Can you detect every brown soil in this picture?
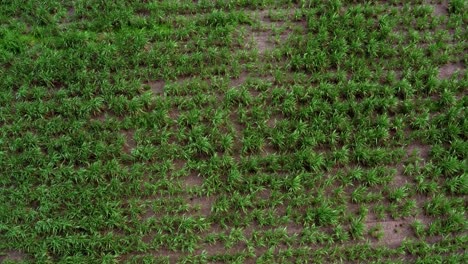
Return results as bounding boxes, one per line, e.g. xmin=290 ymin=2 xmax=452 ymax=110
xmin=189 ymin=196 xmax=216 ymax=216
xmin=266 ymin=113 xmax=284 ymax=128
xmin=120 ymin=249 xmax=181 ymax=263
xmin=194 ymin=240 xmax=248 ymax=259
xmin=0 ymin=250 xmax=28 ymax=262
xmin=389 ymin=142 xmax=431 ymax=187
xmin=172 ymin=158 xmax=187 ymax=171
xmin=183 ymin=171 xmax=203 ymax=187
xmin=261 ymin=143 xmax=277 ymax=157
xmin=230 ymin=112 xmax=245 ymax=138
xmin=365 ymin=219 xmax=411 ymax=248
xmin=433 ymin=1 xmax=449 ymax=16
xmin=256 ymin=188 xmax=271 ymax=200
xmin=169 ymin=107 xmax=180 ymax=120
xmin=249 ymin=10 xmax=281 ymax=54
xmin=144 ymin=80 xmax=165 ymax=95
xmin=406 ymin=142 xmax=431 ymax=160
xmin=365 ymin=211 xmax=435 ymax=248
xmin=91 ymin=112 xmax=107 ymax=121
xmin=253 ymin=31 xmax=274 ymax=53
xmin=438 ymin=63 xmax=465 ymax=79
xmin=122 ymin=129 xmax=136 ymax=154
xmin=230 ymin=71 xmax=248 ymax=87
xmin=392 ymin=166 xmax=408 ymax=188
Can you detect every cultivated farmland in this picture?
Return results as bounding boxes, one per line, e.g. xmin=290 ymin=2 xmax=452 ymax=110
xmin=0 ymin=0 xmax=467 ymax=263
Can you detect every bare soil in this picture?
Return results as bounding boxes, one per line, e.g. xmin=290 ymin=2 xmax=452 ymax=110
xmin=392 ymin=166 xmax=409 ymax=188
xmin=122 ymin=129 xmax=136 ymax=153
xmin=183 ymin=171 xmax=203 ymax=187
xmin=253 ymin=31 xmax=274 ymax=53
xmin=433 ymin=2 xmax=448 ymax=16
xmin=230 ymin=71 xmax=248 ymax=87
xmin=169 ymin=107 xmax=180 ymax=120
xmin=406 ymin=142 xmax=431 ymax=160
xmin=144 ymin=80 xmax=165 ymax=95
xmin=91 ymin=112 xmax=107 ymax=121
xmin=0 ymin=250 xmax=28 ymax=262
xmin=366 ymin=219 xmax=412 ymax=248
xmin=261 ymin=143 xmax=277 ymax=157
xmin=189 ymin=195 xmax=216 ymax=216
xmin=439 ymin=62 xmax=465 ymax=79
xmin=172 ymin=158 xmax=187 ymax=171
